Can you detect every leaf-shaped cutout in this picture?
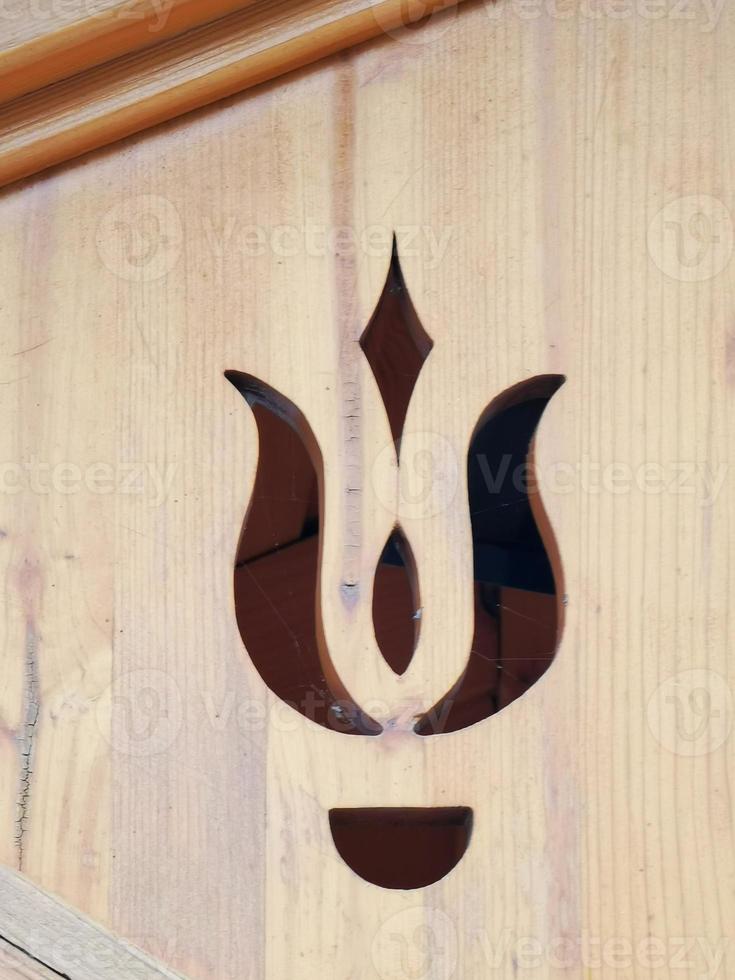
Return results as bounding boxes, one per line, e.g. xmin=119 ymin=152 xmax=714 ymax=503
xmin=416 ymin=375 xmax=565 ymax=735
xmin=359 ymin=238 xmax=433 ymax=453
xmin=372 ymin=525 xmax=420 ymax=676
xmin=226 ymin=370 xmax=381 ymax=736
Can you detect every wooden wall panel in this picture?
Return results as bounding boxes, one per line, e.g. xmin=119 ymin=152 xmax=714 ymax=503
xmin=0 ymin=0 xmax=733 ymax=977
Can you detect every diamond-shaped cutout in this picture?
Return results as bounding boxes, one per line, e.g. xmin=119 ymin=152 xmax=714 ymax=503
xmin=359 ymin=239 xmax=433 ymax=451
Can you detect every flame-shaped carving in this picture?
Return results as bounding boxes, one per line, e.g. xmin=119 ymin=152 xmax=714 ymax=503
xmin=225 ymin=370 xmax=380 ymax=736
xmin=415 ymin=375 xmax=565 ymax=735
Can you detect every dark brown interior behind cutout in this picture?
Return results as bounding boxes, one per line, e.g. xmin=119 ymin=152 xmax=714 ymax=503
xmin=416 ymin=375 xmax=565 ymax=735
xmin=359 ymin=240 xmax=433 ymax=452
xmin=226 ymin=371 xmax=380 ymax=736
xmin=372 ymin=526 xmax=420 ymax=676
xmin=227 ymin=369 xmax=565 ymax=737
xmin=329 ymin=808 xmax=473 ymax=890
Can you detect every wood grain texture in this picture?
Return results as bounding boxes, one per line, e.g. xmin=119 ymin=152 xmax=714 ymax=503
xmin=0 ymin=866 xmax=185 ymax=979
xmin=0 ymin=0 xmax=733 ymax=976
xmin=0 ymin=0 xmax=260 ymax=104
xmin=0 ymin=0 xmax=463 ymax=189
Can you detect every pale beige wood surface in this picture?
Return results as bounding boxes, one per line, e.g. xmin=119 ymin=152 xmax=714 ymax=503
xmin=0 ymin=1 xmax=734 ymax=977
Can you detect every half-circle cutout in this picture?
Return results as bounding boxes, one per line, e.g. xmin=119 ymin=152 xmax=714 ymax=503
xmin=416 ymin=375 xmax=565 ymax=735
xmin=226 ymin=370 xmax=380 ymax=736
xmin=329 ymin=807 xmax=473 ymax=889
xmin=372 ymin=525 xmax=420 ymax=676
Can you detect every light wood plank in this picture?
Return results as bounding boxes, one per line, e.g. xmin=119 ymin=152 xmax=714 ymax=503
xmin=0 ymin=1 xmax=733 ymax=977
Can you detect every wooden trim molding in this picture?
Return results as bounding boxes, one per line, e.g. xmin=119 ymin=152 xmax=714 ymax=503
xmin=0 ymin=0 xmax=261 ymax=104
xmin=0 ymin=0 xmax=464 ymax=189
xmin=0 ymin=866 xmax=186 ymax=980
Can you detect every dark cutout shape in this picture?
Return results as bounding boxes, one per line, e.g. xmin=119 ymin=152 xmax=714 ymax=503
xmin=359 ymin=238 xmax=433 ymax=451
xmin=329 ymin=808 xmax=473 ymax=890
xmin=416 ymin=375 xmax=565 ymax=736
xmin=226 ymin=370 xmax=381 ymax=736
xmin=372 ymin=525 xmax=420 ymax=676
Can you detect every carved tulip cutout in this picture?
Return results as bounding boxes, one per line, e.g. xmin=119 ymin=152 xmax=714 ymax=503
xmin=226 ymin=241 xmax=565 ymax=887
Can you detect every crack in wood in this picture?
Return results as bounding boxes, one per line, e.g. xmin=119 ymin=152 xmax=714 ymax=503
xmin=15 ymin=623 xmax=40 ymax=872
xmin=0 ymin=934 xmax=71 ymax=979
